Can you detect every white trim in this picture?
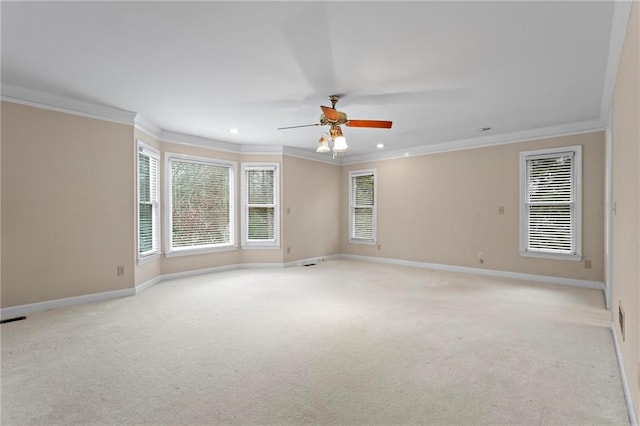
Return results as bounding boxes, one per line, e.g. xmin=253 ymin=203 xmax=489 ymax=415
xmin=240 ymin=145 xmax=283 ymax=154
xmin=137 ymin=140 xmax=161 ymax=261
xmin=163 ymin=244 xmax=238 ymax=258
xmin=137 ymin=253 xmax=161 ymax=265
xmin=283 ymin=255 xmax=338 ymax=267
xmin=605 ymin=111 xmax=614 ymax=310
xmin=164 ymin=152 xmax=237 ymax=256
xmin=134 ymin=276 xmax=163 ymax=294
xmin=1 ymin=84 xmax=137 ymax=125
xmin=0 ymin=288 xmax=135 ymax=321
xmin=349 ymin=169 xmax=377 ymax=244
xmin=282 ymin=146 xmax=341 ymax=165
xmin=160 ymin=130 xmax=241 ymax=154
xmin=519 ymin=145 xmax=583 ymax=260
xmin=0 ymin=84 xmax=609 ymax=167
xmin=611 ymin=322 xmax=638 ymax=426
xmin=160 ymin=262 xmax=283 ymax=281
xmin=241 ymin=162 xmax=280 ymax=248
xmin=134 ymin=114 xmax=162 ymax=139
xmin=0 ymin=256 xmax=604 ymax=321
xmin=600 ymin=0 xmax=634 ymax=126
xmin=341 ymin=121 xmax=603 ymax=165
xmin=340 ymin=254 xmax=605 ymax=290
xmin=348 ymin=239 xmax=378 ymax=246
xmin=518 ymin=251 xmax=583 ymax=262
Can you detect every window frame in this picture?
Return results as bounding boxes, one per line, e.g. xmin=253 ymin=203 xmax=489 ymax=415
xmin=519 ymin=145 xmax=582 ymax=261
xmin=241 ymin=163 xmax=280 ymax=249
xmin=164 ymin=152 xmax=237 ymax=257
xmin=349 ymin=169 xmax=377 ymax=244
xmin=137 ymin=140 xmax=161 ymax=264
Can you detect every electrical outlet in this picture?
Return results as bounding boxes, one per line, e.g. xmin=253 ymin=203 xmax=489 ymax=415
xmin=117 ymin=265 xmax=125 ymax=276
xmin=478 ymin=252 xmax=484 ymax=264
xmin=286 ymin=247 xmax=291 ymax=254
xmin=377 ymin=244 xmax=382 ymax=250
xmin=498 ymin=206 xmax=505 ymax=214
xmin=584 ymin=259 xmax=592 ymax=269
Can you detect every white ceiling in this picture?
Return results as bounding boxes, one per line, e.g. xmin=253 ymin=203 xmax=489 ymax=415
xmin=0 ymin=1 xmax=627 ymax=160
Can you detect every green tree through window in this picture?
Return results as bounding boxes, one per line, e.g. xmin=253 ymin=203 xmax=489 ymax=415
xmin=170 ymin=159 xmax=233 ymax=249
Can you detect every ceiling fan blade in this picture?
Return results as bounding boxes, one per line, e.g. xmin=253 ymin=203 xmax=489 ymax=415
xmin=277 ymin=123 xmax=321 ymax=130
xmin=320 ymin=105 xmax=340 ymax=121
xmin=346 ymin=120 xmax=393 ymax=129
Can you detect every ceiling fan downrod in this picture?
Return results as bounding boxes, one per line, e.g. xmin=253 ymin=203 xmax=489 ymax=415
xmin=328 ymin=94 xmax=340 ymax=109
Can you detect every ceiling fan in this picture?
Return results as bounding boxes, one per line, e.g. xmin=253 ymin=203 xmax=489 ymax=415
xmin=277 ymin=95 xmax=393 ymax=156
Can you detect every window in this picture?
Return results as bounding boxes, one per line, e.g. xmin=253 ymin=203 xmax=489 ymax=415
xmin=241 ymin=163 xmax=279 ymax=247
xmin=349 ymin=169 xmax=376 ymax=243
xmin=137 ymin=142 xmax=160 ymax=261
xmin=165 ymin=153 xmax=236 ymax=256
xmin=519 ymin=145 xmax=582 ymax=260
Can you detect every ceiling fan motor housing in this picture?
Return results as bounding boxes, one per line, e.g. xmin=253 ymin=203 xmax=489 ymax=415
xmin=320 ymin=111 xmax=348 ymax=125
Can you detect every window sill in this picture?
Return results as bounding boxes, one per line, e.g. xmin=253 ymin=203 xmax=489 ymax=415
xmin=349 ymin=239 xmax=377 ymax=245
xmin=520 ymin=251 xmax=583 ymax=262
xmin=165 ymin=244 xmax=238 ymax=258
xmin=241 ymin=243 xmax=281 ymax=250
xmin=137 ymin=253 xmax=161 ymax=265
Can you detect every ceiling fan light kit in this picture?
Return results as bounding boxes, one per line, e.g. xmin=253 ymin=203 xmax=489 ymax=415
xmin=316 ymin=135 xmax=331 ymax=153
xmin=279 ymin=95 xmax=392 ymax=156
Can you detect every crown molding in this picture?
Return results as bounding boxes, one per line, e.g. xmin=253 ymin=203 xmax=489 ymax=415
xmin=134 ymin=114 xmax=162 ymax=139
xmin=1 ymin=84 xmax=608 ymax=167
xmin=340 ymin=119 xmax=604 ymax=165
xmin=159 ymin=130 xmax=242 ymax=153
xmin=599 ymin=0 xmax=633 ymax=125
xmin=239 ymin=144 xmax=283 ymax=154
xmin=282 ymin=146 xmax=341 ymax=165
xmin=1 ymin=83 xmax=137 ymax=125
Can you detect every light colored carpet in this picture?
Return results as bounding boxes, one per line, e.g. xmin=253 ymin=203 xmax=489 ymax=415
xmin=1 ymin=259 xmax=629 ymax=425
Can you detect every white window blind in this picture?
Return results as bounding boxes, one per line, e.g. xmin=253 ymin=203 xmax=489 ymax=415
xmin=168 ymin=156 xmax=235 ymax=252
xmin=242 ymin=164 xmax=279 ymax=247
xmin=520 ymin=146 xmax=582 ymax=260
xmin=138 ymin=144 xmax=160 ymax=258
xmin=350 ymin=170 xmax=376 ymax=242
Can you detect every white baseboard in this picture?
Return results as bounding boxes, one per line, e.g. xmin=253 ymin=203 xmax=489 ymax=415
xmin=0 ymin=287 xmax=135 ymax=321
xmin=284 ymin=255 xmax=340 ymax=268
xmin=611 ymin=322 xmax=638 ymax=426
xmin=160 ymin=262 xmax=286 ymax=282
xmin=161 ymin=263 xmax=242 ymax=282
xmin=1 ymin=255 xmax=604 ymax=321
xmin=239 ymin=262 xmax=285 ymax=269
xmin=0 ymin=259 xmax=330 ymax=319
xmin=339 ymin=254 xmax=605 ymax=290
xmin=134 ymin=276 xmax=163 ymax=294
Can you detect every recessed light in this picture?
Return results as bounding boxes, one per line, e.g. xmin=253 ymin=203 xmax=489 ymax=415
xmin=477 ymin=127 xmax=492 ymax=132
xmin=229 ymin=128 xmax=239 ymax=134
xmin=376 ymin=143 xmax=384 ymax=149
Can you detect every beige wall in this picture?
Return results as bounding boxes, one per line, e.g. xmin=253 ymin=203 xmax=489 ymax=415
xmin=282 ymin=155 xmax=341 ymax=263
xmin=0 ymin=101 xmax=607 ymax=308
xmin=2 ymin=102 xmax=135 ymax=307
xmin=341 ymin=132 xmax=605 ymax=282
xmin=135 ymin=140 xmax=286 ymax=281
xmin=611 ymin=0 xmax=640 ymax=415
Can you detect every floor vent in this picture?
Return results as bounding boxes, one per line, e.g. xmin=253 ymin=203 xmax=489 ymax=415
xmin=0 ymin=316 xmax=27 ymax=325
xmin=303 ymin=263 xmax=317 ymax=267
